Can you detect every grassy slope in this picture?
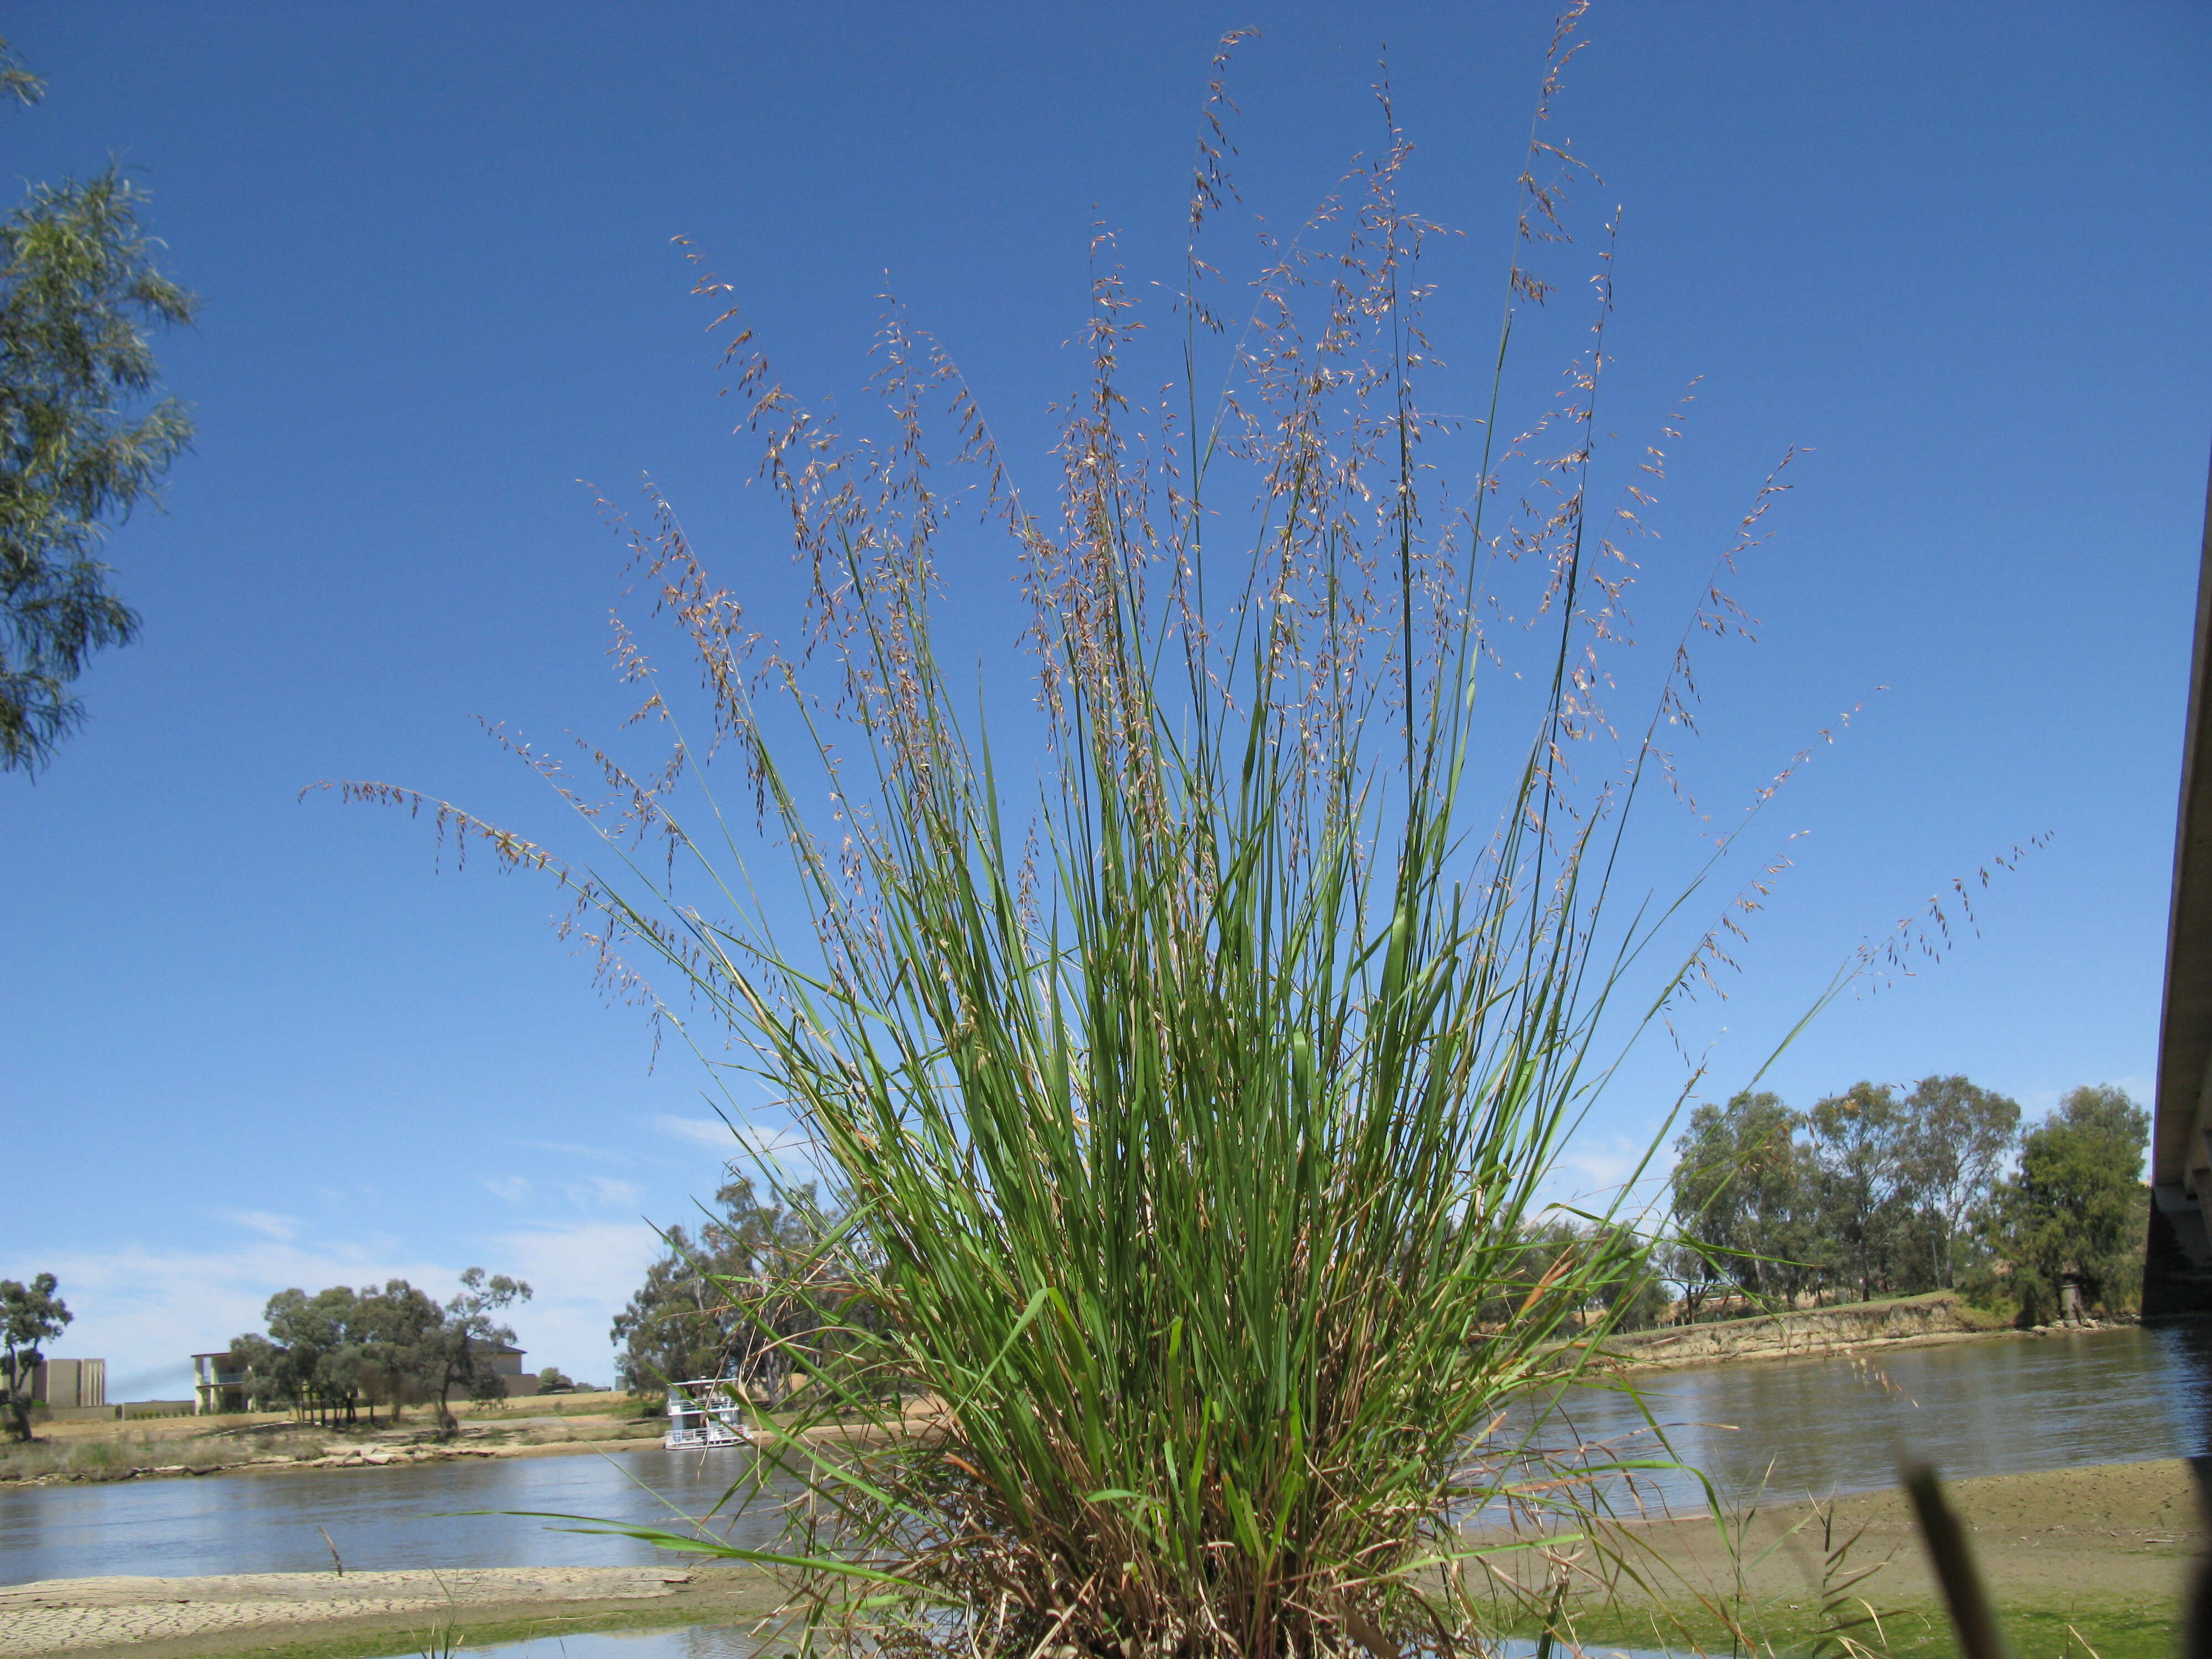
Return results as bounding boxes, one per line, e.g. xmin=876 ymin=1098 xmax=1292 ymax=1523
xmin=1483 ymin=1459 xmax=2200 ymax=1659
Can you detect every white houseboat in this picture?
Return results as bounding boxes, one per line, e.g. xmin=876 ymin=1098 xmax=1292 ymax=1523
xmin=662 ymin=1378 xmax=749 ymax=1449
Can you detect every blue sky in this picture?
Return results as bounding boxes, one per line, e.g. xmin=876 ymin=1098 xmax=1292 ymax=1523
xmin=4 ymin=2 xmax=2209 ymax=1394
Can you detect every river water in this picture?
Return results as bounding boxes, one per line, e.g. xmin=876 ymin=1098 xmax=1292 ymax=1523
xmin=2 ymin=1325 xmax=2204 ymax=1655
xmin=1504 ymin=1319 xmax=2212 ymax=1516
xmin=0 ymin=1442 xmax=789 ymax=1586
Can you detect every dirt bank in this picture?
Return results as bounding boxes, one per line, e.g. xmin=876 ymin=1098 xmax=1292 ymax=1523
xmin=1599 ymin=1291 xmax=2113 ymax=1372
xmin=0 ymin=1433 xmax=665 ymax=1489
xmin=0 ymin=1403 xmax=674 ymax=1489
xmin=0 ymin=1564 xmax=786 ymax=1659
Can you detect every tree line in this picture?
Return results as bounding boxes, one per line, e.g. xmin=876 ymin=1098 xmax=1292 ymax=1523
xmin=612 ymin=1081 xmax=2153 ymax=1388
xmin=223 ymin=1268 xmax=530 ymax=1433
xmin=1668 ymin=1077 xmax=2151 ymax=1323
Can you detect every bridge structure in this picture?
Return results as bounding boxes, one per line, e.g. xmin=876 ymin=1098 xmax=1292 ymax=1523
xmin=2148 ymin=451 xmax=2212 ymax=1317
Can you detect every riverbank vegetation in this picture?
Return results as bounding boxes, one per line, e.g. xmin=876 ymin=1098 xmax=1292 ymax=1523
xmin=1666 ymin=1081 xmax=2151 ymax=1326
xmin=0 ymin=1420 xmax=327 ymax=1482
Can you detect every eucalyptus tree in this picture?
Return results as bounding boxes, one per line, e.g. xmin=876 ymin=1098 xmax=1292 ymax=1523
xmin=232 ymin=1275 xmax=526 ymax=1428
xmin=1808 ymin=1081 xmax=1911 ymax=1303
xmin=0 ymin=38 xmax=196 ymax=774
xmin=1989 ymin=1085 xmax=2150 ymax=1318
xmin=353 ymin=1277 xmax=445 ymax=1421
xmin=0 ymin=1271 xmax=70 ymax=1440
xmin=1898 ymin=1074 xmax=2019 ymax=1290
xmin=262 ymin=1285 xmax=367 ymax=1427
xmin=611 ymin=1170 xmax=832 ymax=1400
xmin=1671 ymin=1091 xmax=1813 ymax=1308
xmin=222 ymin=1332 xmax=293 ymax=1413
xmin=410 ymin=1267 xmax=530 ymax=1432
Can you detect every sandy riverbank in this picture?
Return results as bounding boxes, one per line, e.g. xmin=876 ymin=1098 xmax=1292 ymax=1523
xmin=0 ymin=1564 xmax=786 ymax=1659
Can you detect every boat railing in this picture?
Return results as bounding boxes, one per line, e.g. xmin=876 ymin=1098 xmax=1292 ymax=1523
xmin=662 ymin=1376 xmax=749 ymax=1449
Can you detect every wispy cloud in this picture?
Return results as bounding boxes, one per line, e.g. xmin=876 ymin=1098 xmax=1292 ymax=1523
xmin=17 ymin=1209 xmax=667 ymax=1401
xmin=1538 ymin=1132 xmax=1671 ymax=1219
xmin=653 ymin=1113 xmax=743 ymax=1149
xmin=510 ymin=1139 xmax=634 ymax=1166
xmin=484 ymin=1176 xmax=533 ymax=1204
xmin=564 ymin=1176 xmax=644 ymax=1211
xmin=491 ymin=1219 xmax=664 ymax=1385
xmin=28 ymin=1236 xmax=459 ymax=1399
xmin=212 ymin=1209 xmax=302 ymax=1244
xmin=654 ymin=1113 xmax=811 ymax=1161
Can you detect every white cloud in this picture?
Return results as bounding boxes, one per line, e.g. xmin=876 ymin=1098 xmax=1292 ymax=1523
xmin=564 ymin=1176 xmax=644 ymax=1211
xmin=654 ymin=1112 xmax=812 ymax=1162
xmin=1539 ymin=1131 xmax=1672 ymax=1220
xmin=31 ymin=1236 xmax=458 ymax=1401
xmin=510 ymin=1139 xmax=634 ymax=1166
xmin=653 ymin=1113 xmax=744 ymax=1149
xmin=483 ymin=1176 xmax=533 ymax=1204
xmin=18 ymin=1209 xmax=668 ymax=1402
xmin=212 ymin=1209 xmax=302 ymax=1244
xmin=490 ymin=1219 xmax=665 ymax=1385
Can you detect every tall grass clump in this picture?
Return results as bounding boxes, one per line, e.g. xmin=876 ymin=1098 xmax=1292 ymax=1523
xmin=334 ymin=10 xmax=1826 ymax=1655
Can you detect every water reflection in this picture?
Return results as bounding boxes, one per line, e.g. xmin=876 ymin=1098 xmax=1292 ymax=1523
xmin=1507 ymin=1322 xmax=2211 ymax=1514
xmin=372 ymin=1624 xmax=765 ymax=1658
xmin=0 ymin=1445 xmax=785 ymax=1587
